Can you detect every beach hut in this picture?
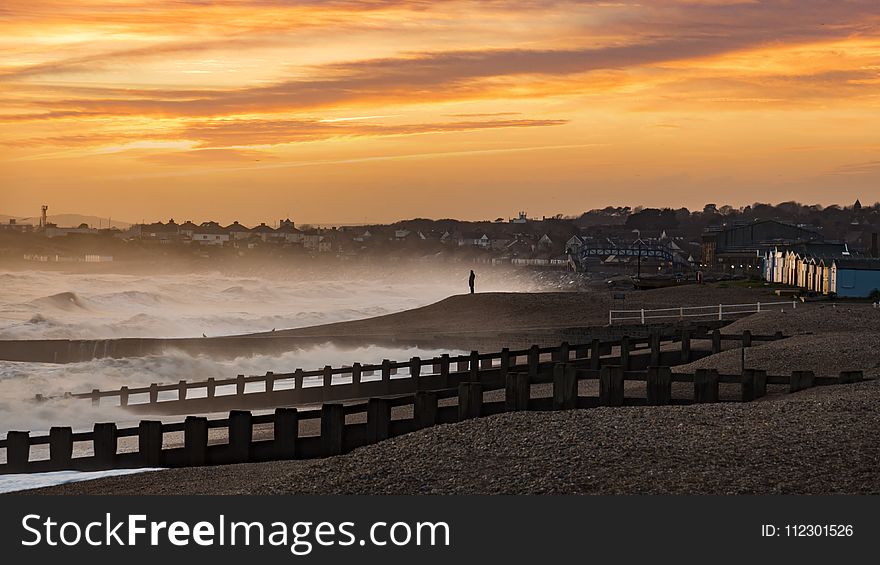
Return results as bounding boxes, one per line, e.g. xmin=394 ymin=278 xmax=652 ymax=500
xmin=817 ymin=259 xmax=831 ymax=294
xmin=796 ymin=255 xmax=810 ymax=290
xmin=831 ymin=259 xmax=880 ymax=297
xmin=782 ymin=251 xmax=794 ymax=285
xmin=763 ymin=247 xmax=785 ymax=283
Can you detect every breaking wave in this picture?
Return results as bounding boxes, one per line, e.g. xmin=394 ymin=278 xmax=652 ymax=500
xmin=31 ymin=291 xmax=91 ymax=312
xmin=0 ymin=269 xmax=525 ymax=340
xmin=0 ymin=343 xmax=463 ymax=435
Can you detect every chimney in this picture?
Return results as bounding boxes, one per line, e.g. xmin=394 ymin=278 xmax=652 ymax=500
xmin=872 ymin=232 xmax=878 ymax=258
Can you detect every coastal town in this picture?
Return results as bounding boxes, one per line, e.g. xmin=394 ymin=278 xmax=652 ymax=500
xmin=3 ymin=200 xmax=879 ymax=297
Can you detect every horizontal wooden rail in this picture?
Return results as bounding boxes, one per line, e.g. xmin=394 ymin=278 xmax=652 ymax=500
xmin=610 ymin=301 xmax=798 ymax=325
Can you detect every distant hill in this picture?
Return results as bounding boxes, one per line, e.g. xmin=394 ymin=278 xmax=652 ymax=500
xmin=0 ymin=213 xmax=132 ymax=229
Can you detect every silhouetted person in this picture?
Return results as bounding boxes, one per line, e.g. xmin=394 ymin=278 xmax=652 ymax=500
xmin=468 ymin=270 xmax=476 ymax=294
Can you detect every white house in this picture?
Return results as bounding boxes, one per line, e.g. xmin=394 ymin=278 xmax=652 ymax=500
xmin=192 ymin=222 xmax=229 ymax=245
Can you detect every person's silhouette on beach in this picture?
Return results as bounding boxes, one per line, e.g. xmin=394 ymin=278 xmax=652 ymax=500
xmin=469 ymin=270 xmax=476 ymax=294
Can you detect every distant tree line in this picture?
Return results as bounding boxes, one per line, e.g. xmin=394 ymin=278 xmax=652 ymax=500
xmin=574 ymin=201 xmax=879 ymax=241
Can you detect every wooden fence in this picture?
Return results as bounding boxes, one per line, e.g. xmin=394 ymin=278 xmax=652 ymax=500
xmin=610 ymin=300 xmax=798 ymax=325
xmin=41 ymin=329 xmax=786 ymax=415
xmin=0 ymin=363 xmax=868 ymax=475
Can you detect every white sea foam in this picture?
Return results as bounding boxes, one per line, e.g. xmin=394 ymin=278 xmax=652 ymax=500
xmin=0 ymin=468 xmax=162 ymax=494
xmin=0 ymin=268 xmax=521 ymax=470
xmin=0 ymin=344 xmax=464 ymax=435
xmin=0 ymin=269 xmax=525 ymax=340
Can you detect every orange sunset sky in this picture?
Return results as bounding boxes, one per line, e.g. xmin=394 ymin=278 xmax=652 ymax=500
xmin=1 ymin=0 xmax=879 ymax=225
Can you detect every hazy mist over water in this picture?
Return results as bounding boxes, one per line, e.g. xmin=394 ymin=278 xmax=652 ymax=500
xmin=0 ymin=267 xmax=532 ymax=436
xmin=0 ymin=269 xmax=526 ymax=340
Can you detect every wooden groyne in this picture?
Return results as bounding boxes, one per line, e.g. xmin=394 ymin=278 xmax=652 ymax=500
xmin=0 ymin=363 xmax=867 ymax=475
xmin=43 ymin=329 xmax=782 ymax=416
xmin=0 ymin=320 xmax=731 ymax=364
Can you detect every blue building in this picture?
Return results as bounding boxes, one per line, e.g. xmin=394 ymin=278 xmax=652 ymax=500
xmin=831 ymin=259 xmax=880 ymax=298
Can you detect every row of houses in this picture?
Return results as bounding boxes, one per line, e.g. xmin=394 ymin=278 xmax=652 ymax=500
xmin=135 ymin=219 xmax=334 ymax=252
xmin=132 ymin=219 xmax=576 ymax=259
xmin=763 ymin=247 xmax=880 ymax=298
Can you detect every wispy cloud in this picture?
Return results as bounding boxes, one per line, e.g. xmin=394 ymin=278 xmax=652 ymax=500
xmin=108 ymin=142 xmax=606 ymax=179
xmin=2 ymin=0 xmax=880 ymax=220
xmin=179 ymin=117 xmax=570 ymax=147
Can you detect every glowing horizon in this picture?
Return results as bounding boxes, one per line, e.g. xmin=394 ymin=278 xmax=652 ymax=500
xmin=2 ymin=1 xmax=880 ymax=224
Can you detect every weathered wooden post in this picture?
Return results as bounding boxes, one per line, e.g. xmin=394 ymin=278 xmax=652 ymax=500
xmin=149 ymin=383 xmax=159 ymax=404
xmin=680 ymin=330 xmax=691 ymax=363
xmin=294 ymin=368 xmax=304 ymax=390
xmin=693 ymin=369 xmax=719 ymax=403
xmin=553 ymin=342 xmax=570 ymax=363
xmin=236 ymin=374 xmax=246 ymax=396
xmin=528 ymin=345 xmax=540 ymax=378
xmin=274 ymin=408 xmax=298 ymax=459
xmin=177 ymin=380 xmax=187 ymax=401
xmin=552 ymin=363 xmax=578 ymax=410
xmin=646 ymin=366 xmax=672 ymax=406
xmin=469 ymin=351 xmax=480 ymax=381
xmin=742 ymin=330 xmax=752 ymax=348
xmin=599 ymin=366 xmax=624 ymax=406
xmin=206 ymin=377 xmax=216 ymax=399
xmin=619 ymin=336 xmax=631 ymax=370
xmin=754 ymin=369 xmax=767 ymax=398
xmin=381 ymin=359 xmax=392 ymax=387
xmin=505 ymin=372 xmax=530 ymax=411
xmin=790 ymin=370 xmax=815 ymax=393
xmin=741 ymin=369 xmax=756 ymax=402
xmin=49 ymin=426 xmax=73 ymax=469
xmin=228 ymin=410 xmax=252 ymax=463
xmin=321 ymin=403 xmax=345 ymax=456
xmin=711 ymin=329 xmax=722 ymax=354
xmin=351 ymin=363 xmax=362 ymax=396
xmin=119 ymin=386 xmax=129 ymax=407
xmin=138 ymin=420 xmax=163 ymax=467
xmin=439 ymin=354 xmax=450 ymax=388
xmin=184 ymin=416 xmax=208 ymax=466
xmin=591 ymin=339 xmax=601 ymax=370
xmin=6 ymin=431 xmax=30 ymax=473
xmin=500 ymin=348 xmax=510 ymax=377
xmin=649 ymin=331 xmax=661 ymax=366
xmin=414 ymin=391 xmax=438 ymax=430
xmin=91 ymin=389 xmax=100 ymax=407
xmin=458 ymin=382 xmax=483 ymax=420
xmin=93 ymin=422 xmax=118 ymax=468
xmin=367 ymin=398 xmax=391 ymax=442
xmin=410 ymin=357 xmax=421 ymax=390
xmin=265 ymin=371 xmax=275 ymax=394
xmin=323 ymin=365 xmax=333 ymax=389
